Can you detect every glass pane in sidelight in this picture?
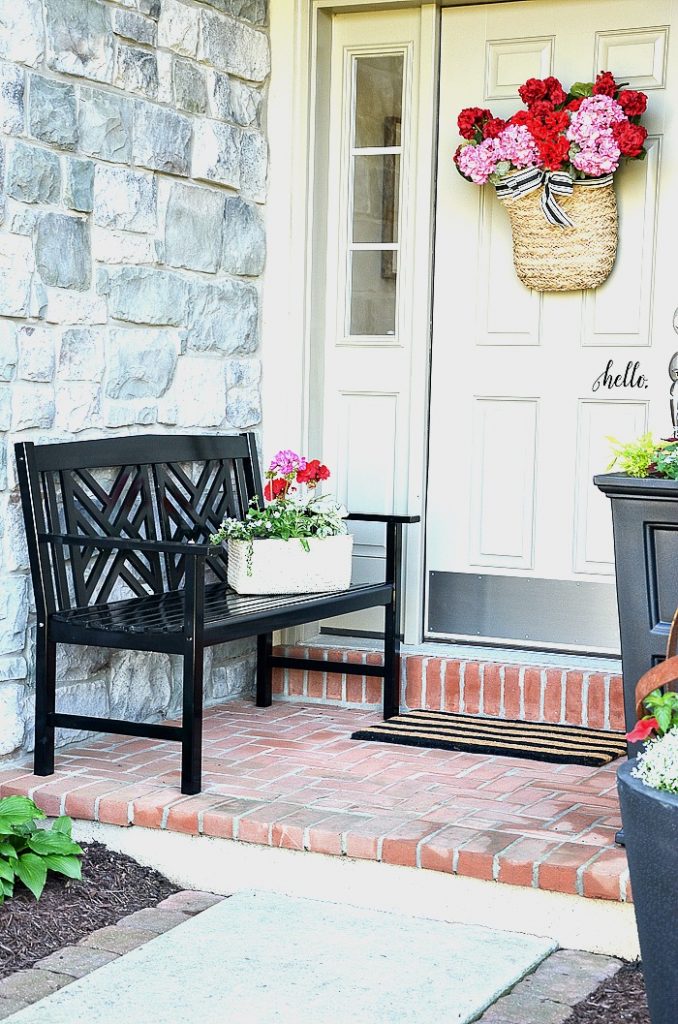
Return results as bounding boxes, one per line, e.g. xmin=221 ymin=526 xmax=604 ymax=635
xmin=352 ymin=154 xmax=400 ymax=244
xmin=349 ymin=250 xmax=397 ymax=336
xmin=354 ymin=55 xmax=403 ymax=149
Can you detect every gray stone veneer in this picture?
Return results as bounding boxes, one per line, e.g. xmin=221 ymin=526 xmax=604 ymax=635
xmin=0 ymin=0 xmax=269 ymax=759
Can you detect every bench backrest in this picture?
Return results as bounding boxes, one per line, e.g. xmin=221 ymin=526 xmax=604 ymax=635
xmin=15 ymin=433 xmax=263 ymax=614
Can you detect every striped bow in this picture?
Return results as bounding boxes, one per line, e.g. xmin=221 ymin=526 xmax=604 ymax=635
xmin=495 ymin=168 xmax=614 ymax=228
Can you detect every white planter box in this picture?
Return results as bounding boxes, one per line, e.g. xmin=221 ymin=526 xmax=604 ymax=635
xmin=227 ymin=534 xmax=353 ymax=595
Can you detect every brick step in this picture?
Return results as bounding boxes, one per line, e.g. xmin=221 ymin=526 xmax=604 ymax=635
xmin=272 ymin=644 xmax=625 ymax=732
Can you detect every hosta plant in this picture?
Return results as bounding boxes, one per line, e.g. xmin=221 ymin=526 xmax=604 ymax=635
xmin=0 ymin=796 xmax=83 ymax=903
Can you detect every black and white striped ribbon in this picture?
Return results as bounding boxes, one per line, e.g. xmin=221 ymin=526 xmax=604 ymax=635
xmin=495 ymin=169 xmax=614 ymax=228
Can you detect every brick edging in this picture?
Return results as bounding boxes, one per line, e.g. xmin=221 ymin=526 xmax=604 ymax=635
xmin=0 ymin=891 xmax=224 ymax=1020
xmin=272 ymin=645 xmax=626 ymax=731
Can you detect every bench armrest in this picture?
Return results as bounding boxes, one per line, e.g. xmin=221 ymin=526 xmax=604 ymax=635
xmin=346 ymin=513 xmax=420 ymax=524
xmin=38 ymin=532 xmax=212 ymax=556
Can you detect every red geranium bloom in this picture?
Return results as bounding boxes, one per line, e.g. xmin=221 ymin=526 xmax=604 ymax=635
xmin=612 ymin=120 xmax=647 ymax=157
xmin=543 ymin=76 xmax=567 ymax=106
xmin=526 ymin=109 xmax=569 ymax=142
xmin=626 ymin=717 xmax=659 ymax=743
xmin=264 ymin=478 xmax=288 ymax=501
xmin=518 ymin=77 xmax=548 ymax=106
xmin=482 ymin=116 xmax=506 ymax=139
xmin=538 ymin=135 xmax=570 ymax=170
xmin=617 ymin=89 xmax=648 ymax=117
xmin=509 ymin=109 xmax=533 ymax=126
xmin=592 ymin=71 xmax=618 ymax=97
xmin=567 ymin=97 xmax=584 ymax=112
xmin=457 ymin=106 xmax=491 ymax=139
xmin=527 ymin=100 xmax=556 ymax=119
xmin=297 ymin=459 xmax=331 ymax=485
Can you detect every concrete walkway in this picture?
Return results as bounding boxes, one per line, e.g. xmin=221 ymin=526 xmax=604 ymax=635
xmin=5 ymin=892 xmax=556 ymax=1024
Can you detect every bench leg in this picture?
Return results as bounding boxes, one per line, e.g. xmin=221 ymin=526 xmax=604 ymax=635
xmin=383 ymin=521 xmax=403 ymax=720
xmin=383 ymin=599 xmax=401 ymax=720
xmin=34 ymin=627 xmax=56 ymax=777
xmin=256 ymin=633 xmax=273 ymax=707
xmin=181 ymin=641 xmax=204 ymax=795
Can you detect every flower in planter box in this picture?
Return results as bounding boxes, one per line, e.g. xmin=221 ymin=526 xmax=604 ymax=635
xmin=210 ymin=449 xmax=347 ymax=573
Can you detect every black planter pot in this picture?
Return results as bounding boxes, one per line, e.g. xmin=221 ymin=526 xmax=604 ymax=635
xmin=617 ymin=760 xmax=678 ymax=1024
xmin=594 ymin=473 xmax=678 ymax=738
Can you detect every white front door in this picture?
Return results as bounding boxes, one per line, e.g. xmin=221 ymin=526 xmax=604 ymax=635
xmin=427 ymin=0 xmax=678 ymax=653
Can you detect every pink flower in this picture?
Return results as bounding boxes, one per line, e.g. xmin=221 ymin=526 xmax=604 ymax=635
xmin=495 ymin=124 xmax=540 ymax=169
xmin=456 ymin=137 xmax=501 ymax=184
xmin=566 ymin=94 xmax=626 ymax=147
xmin=268 ymin=449 xmax=307 ymax=476
xmin=571 ymin=131 xmax=621 ymax=176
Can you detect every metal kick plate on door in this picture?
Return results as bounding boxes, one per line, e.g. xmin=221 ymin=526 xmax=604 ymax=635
xmin=428 ymin=572 xmax=621 ymax=653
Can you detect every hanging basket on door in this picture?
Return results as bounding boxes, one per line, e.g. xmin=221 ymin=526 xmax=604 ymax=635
xmin=453 ymin=71 xmax=649 ymax=292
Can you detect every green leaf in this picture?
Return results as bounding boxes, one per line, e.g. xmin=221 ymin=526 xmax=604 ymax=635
xmin=0 ymin=859 xmax=15 ymax=883
xmin=656 ymin=706 xmax=672 ymax=734
xmin=0 ymin=877 xmax=13 ymax=897
xmin=0 ymin=841 xmax=18 ymax=860
xmin=0 ymin=796 xmax=44 ymax=827
xmin=15 ymin=853 xmax=47 ymax=900
xmin=50 ymin=816 xmax=73 ymax=838
xmin=570 ymin=81 xmax=594 ymax=97
xmin=43 ymin=854 xmax=82 ymax=881
xmin=27 ymin=831 xmax=82 ymax=857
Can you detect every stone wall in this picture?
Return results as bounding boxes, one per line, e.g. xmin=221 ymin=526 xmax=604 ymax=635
xmin=0 ymin=0 xmax=269 ymax=760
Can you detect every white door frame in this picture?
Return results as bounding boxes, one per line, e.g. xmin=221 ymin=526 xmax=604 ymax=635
xmin=264 ymin=0 xmax=538 ymax=643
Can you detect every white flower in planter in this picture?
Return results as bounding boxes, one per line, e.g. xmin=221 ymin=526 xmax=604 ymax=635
xmin=633 ymin=729 xmax=678 ymax=795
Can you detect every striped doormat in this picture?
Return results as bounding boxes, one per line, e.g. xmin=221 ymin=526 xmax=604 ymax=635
xmin=351 ymin=709 xmax=627 ymax=767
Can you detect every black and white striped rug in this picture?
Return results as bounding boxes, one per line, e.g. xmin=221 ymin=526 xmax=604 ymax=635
xmin=351 ymin=709 xmax=627 ymax=767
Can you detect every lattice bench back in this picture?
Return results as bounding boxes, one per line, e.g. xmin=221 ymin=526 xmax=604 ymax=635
xmin=16 ymin=433 xmax=262 ymax=614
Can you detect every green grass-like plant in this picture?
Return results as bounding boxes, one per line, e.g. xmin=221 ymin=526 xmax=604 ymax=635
xmin=0 ymin=796 xmax=83 ymax=903
xmin=607 ymin=432 xmax=666 ymax=478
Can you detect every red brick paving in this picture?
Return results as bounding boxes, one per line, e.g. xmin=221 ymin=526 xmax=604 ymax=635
xmin=1 ymin=700 xmax=629 ymax=902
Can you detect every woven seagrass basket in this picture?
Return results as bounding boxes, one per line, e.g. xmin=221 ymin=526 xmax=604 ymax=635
xmin=500 ymin=182 xmax=618 ymax=292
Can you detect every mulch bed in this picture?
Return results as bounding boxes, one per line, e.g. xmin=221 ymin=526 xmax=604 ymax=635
xmin=564 ymin=961 xmax=649 ymax=1024
xmin=0 ymin=842 xmax=178 ymax=979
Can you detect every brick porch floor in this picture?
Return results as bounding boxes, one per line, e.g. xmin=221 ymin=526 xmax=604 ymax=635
xmin=0 ymin=700 xmax=629 ymax=903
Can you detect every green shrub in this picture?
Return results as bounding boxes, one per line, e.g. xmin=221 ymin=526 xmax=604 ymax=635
xmin=0 ymin=796 xmax=83 ymax=903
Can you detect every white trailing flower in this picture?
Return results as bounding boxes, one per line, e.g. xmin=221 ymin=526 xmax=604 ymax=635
xmin=632 ymin=729 xmax=678 ymax=795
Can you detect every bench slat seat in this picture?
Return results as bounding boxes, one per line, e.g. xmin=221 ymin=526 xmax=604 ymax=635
xmin=15 ymin=432 xmax=419 ymax=794
xmin=52 ymin=581 xmax=393 ymax=640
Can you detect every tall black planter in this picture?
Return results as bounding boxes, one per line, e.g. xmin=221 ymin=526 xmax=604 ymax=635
xmin=594 ymin=473 xmax=678 ymax=737
xmin=617 ymin=761 xmax=678 ymax=1024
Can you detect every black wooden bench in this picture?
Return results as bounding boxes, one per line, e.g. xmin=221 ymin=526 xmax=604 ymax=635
xmin=15 ymin=433 xmax=419 ymax=794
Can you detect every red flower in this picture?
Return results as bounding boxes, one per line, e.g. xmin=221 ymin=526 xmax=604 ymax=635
xmin=457 ymin=106 xmax=491 ymax=139
xmin=626 ymin=717 xmax=659 ymax=743
xmin=482 ymin=116 xmax=506 ymax=139
xmin=617 ymin=89 xmax=648 ymax=117
xmin=543 ymin=76 xmax=567 ymax=106
xmin=567 ymin=97 xmax=584 ymax=112
xmin=538 ymin=135 xmax=570 ymax=170
xmin=527 ymin=110 xmax=569 ymax=142
xmin=518 ymin=77 xmax=548 ymax=106
xmin=528 ymin=100 xmax=556 ymax=119
xmin=593 ymin=71 xmax=618 ymax=97
xmin=296 ymin=459 xmax=331 ymax=485
xmin=264 ymin=478 xmax=288 ymax=501
xmin=509 ymin=109 xmax=533 ymax=126
xmin=612 ymin=120 xmax=647 ymax=157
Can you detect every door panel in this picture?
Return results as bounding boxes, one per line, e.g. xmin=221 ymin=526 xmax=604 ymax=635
xmin=427 ymin=0 xmax=677 ymax=654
